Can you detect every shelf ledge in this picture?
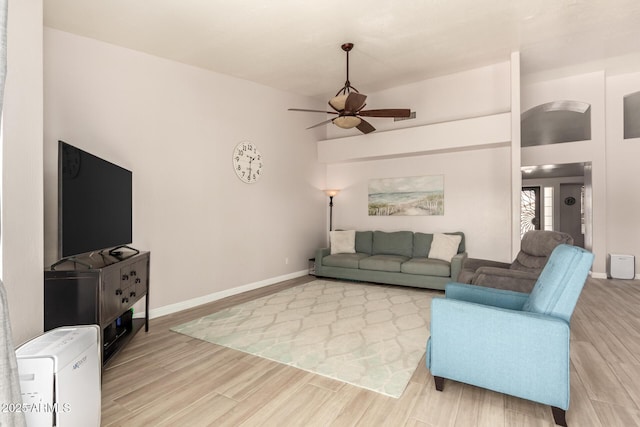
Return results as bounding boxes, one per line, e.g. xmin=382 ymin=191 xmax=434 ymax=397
xmin=317 ymin=112 xmax=511 ymax=163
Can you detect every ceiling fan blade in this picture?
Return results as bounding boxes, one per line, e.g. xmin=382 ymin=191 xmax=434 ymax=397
xmin=289 ymin=108 xmax=338 ymax=115
xmin=359 ymin=109 xmax=411 ymax=118
xmin=306 ymin=119 xmax=334 ymax=130
xmin=356 ymin=119 xmax=376 ymax=134
xmin=344 ymin=92 xmax=367 ymax=112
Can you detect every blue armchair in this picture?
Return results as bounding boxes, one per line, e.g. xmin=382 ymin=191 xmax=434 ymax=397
xmin=426 ymin=244 xmax=594 ymax=426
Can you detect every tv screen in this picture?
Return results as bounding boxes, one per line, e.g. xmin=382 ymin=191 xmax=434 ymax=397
xmin=58 ymin=141 xmax=133 ymax=258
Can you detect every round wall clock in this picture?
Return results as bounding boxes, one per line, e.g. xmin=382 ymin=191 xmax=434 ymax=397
xmin=232 ymin=141 xmax=263 ymax=183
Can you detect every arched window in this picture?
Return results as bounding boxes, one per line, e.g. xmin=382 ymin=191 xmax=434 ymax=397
xmin=624 ymin=91 xmax=640 ymax=139
xmin=521 ymin=100 xmax=591 ymax=147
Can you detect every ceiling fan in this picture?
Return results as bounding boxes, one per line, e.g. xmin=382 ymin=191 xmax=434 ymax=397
xmin=288 ymin=43 xmax=411 ymax=134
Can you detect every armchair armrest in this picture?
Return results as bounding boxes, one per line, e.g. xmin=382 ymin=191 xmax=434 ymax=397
xmin=462 ymin=257 xmax=511 ymax=271
xmin=444 ymin=282 xmax=529 ymax=310
xmin=473 ymin=266 xmax=539 ymax=293
xmin=450 ymin=252 xmax=467 ymax=282
xmin=428 ymin=298 xmax=571 ymax=410
xmin=315 ymin=248 xmax=330 ymax=267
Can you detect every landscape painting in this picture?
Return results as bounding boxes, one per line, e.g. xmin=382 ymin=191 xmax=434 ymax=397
xmin=368 ymin=175 xmax=444 ymax=216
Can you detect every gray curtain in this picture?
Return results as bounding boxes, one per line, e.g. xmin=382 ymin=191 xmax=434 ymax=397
xmin=1 ymin=281 xmax=26 ymax=427
xmin=0 ymin=0 xmax=5 ymax=117
xmin=0 ymin=1 xmax=27 ymax=426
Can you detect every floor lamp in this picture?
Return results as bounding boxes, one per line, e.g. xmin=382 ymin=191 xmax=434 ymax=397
xmin=324 ymin=189 xmax=340 ymax=231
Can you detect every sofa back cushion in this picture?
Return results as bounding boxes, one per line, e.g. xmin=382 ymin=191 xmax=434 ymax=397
xmin=372 ymin=231 xmax=414 ymax=258
xmin=355 ymin=231 xmax=373 ymax=254
xmin=413 ymin=232 xmax=466 ymax=258
xmin=413 ymin=233 xmax=433 ymax=258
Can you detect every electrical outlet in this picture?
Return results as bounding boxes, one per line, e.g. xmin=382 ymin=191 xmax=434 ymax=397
xmin=285 ymin=257 xmax=289 ymax=265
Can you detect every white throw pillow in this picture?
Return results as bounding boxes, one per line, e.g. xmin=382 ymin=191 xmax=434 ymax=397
xmin=428 ymin=233 xmax=462 ymax=262
xmin=330 ymin=230 xmax=356 ymax=254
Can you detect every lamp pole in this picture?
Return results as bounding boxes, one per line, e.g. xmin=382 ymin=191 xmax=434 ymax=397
xmin=329 ymin=195 xmax=334 ymax=231
xmin=324 ymin=189 xmax=340 ymax=232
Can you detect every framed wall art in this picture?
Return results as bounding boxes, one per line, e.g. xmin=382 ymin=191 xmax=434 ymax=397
xmin=368 ymin=175 xmax=444 ymax=216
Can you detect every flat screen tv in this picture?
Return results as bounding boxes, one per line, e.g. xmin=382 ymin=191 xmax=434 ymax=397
xmin=58 ymin=140 xmax=133 ymax=259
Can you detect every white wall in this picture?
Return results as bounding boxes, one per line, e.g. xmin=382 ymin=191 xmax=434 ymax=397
xmin=44 ymin=29 xmax=326 ymax=314
xmin=605 ymin=71 xmax=640 ymax=276
xmin=326 ymin=62 xmax=511 ymax=139
xmin=2 ymin=0 xmax=44 ymax=345
xmin=327 ymin=147 xmax=512 ymax=261
xmin=323 ymin=62 xmax=514 ymax=262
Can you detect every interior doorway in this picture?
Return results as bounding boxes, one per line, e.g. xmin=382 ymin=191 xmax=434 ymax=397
xmin=521 ymin=162 xmax=590 ymax=249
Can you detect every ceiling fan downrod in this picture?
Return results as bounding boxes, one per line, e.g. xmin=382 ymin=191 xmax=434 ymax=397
xmin=337 ymin=42 xmax=358 ymax=96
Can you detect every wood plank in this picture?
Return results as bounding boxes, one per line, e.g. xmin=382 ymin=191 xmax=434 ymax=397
xmin=571 ymin=341 xmax=637 ymax=408
xmin=153 ymin=391 xmax=237 ymax=427
xmin=209 ymin=365 xmax=312 ymax=426
xmin=591 ymin=400 xmax=640 ymax=427
xmin=240 ymin=383 xmax=334 ymax=426
xmin=565 ymin=363 xmax=603 ymax=427
xmin=454 ymin=384 xmax=505 ymax=427
xmin=321 ymin=387 xmax=376 ymax=426
xmin=608 ymin=362 xmax=640 ymax=411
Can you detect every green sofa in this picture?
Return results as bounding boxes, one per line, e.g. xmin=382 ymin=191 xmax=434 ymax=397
xmin=314 ymin=230 xmax=467 ymax=290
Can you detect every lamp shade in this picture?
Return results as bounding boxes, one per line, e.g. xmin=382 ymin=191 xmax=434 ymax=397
xmin=332 ymin=116 xmax=361 ymax=129
xmin=324 ymin=189 xmax=340 ymax=197
xmin=329 ymin=94 xmax=349 ymax=111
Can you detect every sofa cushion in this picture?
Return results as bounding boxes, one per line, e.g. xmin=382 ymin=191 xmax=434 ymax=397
xmin=322 ymin=253 xmax=370 ymax=269
xmin=355 ymin=231 xmax=373 ymax=255
xmin=330 ymin=230 xmax=356 ymax=254
xmin=429 ymin=233 xmax=462 ymax=262
xmin=449 ymin=231 xmax=466 ymax=253
xmin=413 ymin=232 xmax=465 ymax=258
xmin=412 ymin=233 xmax=434 ymax=258
xmin=372 ymin=231 xmax=414 ymax=258
xmin=359 ymin=255 xmax=409 ymax=272
xmin=401 ymin=258 xmax=451 ymax=277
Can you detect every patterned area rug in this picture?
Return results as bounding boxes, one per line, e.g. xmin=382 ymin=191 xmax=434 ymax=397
xmin=171 ymin=279 xmax=431 ymax=398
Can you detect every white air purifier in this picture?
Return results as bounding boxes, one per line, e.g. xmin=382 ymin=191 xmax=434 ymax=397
xmin=16 ymin=325 xmax=101 ymax=427
xmin=607 ymin=254 xmax=636 ymax=280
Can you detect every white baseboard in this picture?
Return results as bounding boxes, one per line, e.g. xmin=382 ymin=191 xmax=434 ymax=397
xmin=139 ymin=269 xmax=309 ymax=320
xmin=590 ymin=271 xmax=639 ymax=280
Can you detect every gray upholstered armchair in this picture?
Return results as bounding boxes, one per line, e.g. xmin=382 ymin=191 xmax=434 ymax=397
xmin=457 ymin=230 xmax=574 ymax=293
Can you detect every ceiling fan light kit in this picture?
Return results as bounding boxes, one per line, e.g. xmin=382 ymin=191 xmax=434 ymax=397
xmin=288 ymin=43 xmax=411 ymax=135
xmin=333 ymin=115 xmax=362 ymax=129
xmin=328 ymin=94 xmax=349 ymax=111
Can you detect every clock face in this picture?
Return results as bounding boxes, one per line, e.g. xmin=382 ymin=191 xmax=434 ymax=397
xmin=232 ymin=141 xmax=263 ymax=183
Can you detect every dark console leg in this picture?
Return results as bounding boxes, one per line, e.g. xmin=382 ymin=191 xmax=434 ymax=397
xmin=145 ymin=290 xmax=150 ymax=332
xmin=552 ymin=407 xmax=567 ymax=426
xmin=434 ymin=376 xmax=444 ymax=391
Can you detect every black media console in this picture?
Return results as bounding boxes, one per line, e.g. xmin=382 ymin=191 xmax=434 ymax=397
xmin=44 ymin=251 xmax=150 ymax=367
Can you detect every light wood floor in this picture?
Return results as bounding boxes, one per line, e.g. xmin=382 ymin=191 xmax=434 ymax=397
xmin=101 ymin=276 xmax=640 ymax=426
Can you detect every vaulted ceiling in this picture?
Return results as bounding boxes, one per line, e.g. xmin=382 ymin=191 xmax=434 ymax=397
xmin=44 ymin=0 xmax=640 ymax=98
